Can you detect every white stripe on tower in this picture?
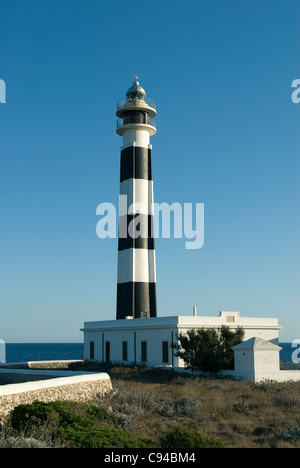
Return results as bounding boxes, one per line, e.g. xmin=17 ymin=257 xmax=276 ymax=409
xmin=116 ymin=77 xmax=157 ymax=319
xmin=117 ymin=249 xmax=156 ymax=284
xmin=119 ymin=179 xmax=154 ymax=215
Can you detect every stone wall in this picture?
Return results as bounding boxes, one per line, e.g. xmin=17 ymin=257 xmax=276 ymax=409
xmin=0 ymin=364 xmax=90 ymax=385
xmin=0 ymin=373 xmax=59 ymax=385
xmin=0 ymin=372 xmax=112 ymax=425
xmin=0 ymin=360 xmax=81 ymax=370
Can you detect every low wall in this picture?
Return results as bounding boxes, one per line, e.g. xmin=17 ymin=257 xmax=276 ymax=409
xmin=224 ymin=369 xmax=300 ymax=383
xmin=0 ymin=368 xmax=99 ymax=385
xmin=174 ymin=367 xmax=300 ymax=383
xmin=0 ymin=365 xmax=112 ymax=424
xmin=249 ymin=370 xmax=300 ymax=383
xmin=282 ymin=362 xmax=300 ymax=371
xmin=0 ymin=360 xmax=82 ymax=370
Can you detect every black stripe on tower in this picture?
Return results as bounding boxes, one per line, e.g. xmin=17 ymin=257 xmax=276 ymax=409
xmin=118 ymin=214 xmax=155 ymax=251
xmin=120 ymin=146 xmax=153 ymax=182
xmin=117 ymin=282 xmax=157 ymax=319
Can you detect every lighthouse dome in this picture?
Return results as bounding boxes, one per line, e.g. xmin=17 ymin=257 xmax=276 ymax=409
xmin=116 ymin=76 xmax=156 ymax=120
xmin=126 ymin=76 xmax=146 ymax=101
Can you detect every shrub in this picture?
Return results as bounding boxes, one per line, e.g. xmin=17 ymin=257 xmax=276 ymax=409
xmin=10 ymin=400 xmax=154 ymax=448
xmin=160 ymin=426 xmax=226 ymax=448
xmin=176 ymin=326 xmax=245 ymax=372
xmin=10 ymin=400 xmax=120 ymax=429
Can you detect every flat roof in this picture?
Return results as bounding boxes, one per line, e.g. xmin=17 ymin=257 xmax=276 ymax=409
xmin=81 ymin=313 xmax=281 ymax=332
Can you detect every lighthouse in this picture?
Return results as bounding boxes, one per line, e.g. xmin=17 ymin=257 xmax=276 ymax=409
xmin=82 ymin=79 xmax=282 ymax=368
xmin=116 ymin=77 xmax=157 ymax=320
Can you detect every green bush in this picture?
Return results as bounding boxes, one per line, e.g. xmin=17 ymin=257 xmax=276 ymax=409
xmin=160 ymin=426 xmax=226 ymax=448
xmin=10 ymin=400 xmax=154 ymax=448
xmin=176 ymin=326 xmax=245 ymax=372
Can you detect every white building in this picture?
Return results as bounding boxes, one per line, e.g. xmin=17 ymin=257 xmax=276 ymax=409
xmin=81 ymin=311 xmax=281 ymax=367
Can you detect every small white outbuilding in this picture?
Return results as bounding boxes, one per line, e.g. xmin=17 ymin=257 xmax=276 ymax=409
xmin=231 ymin=337 xmax=300 ymax=382
xmin=232 ymin=337 xmax=281 ymax=382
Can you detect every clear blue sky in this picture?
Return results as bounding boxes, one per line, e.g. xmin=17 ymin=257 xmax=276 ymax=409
xmin=0 ymin=0 xmax=299 ymax=342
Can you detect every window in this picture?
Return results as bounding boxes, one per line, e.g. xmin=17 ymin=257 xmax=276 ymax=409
xmin=141 ymin=341 xmax=147 ymax=363
xmin=105 ymin=341 xmax=111 ymax=363
xmin=122 ymin=341 xmax=128 ymax=362
xmin=162 ymin=341 xmax=169 ymax=364
xmin=89 ymin=341 xmax=95 ymax=360
xmin=226 ymin=316 xmax=235 ymax=323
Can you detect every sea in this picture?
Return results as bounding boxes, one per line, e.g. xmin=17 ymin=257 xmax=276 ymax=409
xmin=4 ymin=343 xmax=84 ymax=364
xmin=2 ymin=342 xmax=295 ymax=364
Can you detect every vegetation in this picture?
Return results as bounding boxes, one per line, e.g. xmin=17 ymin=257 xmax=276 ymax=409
xmin=176 ymin=326 xmax=245 ymax=372
xmin=160 ymin=426 xmax=226 ymax=448
xmin=9 ymin=400 xmax=153 ymax=448
xmin=1 ymin=365 xmax=300 ymax=448
xmin=5 ymin=398 xmax=225 ymax=449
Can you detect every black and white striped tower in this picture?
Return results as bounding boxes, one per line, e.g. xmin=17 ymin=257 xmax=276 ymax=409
xmin=116 ymin=77 xmax=157 ymax=320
